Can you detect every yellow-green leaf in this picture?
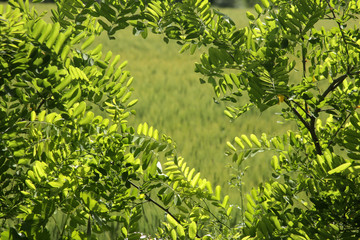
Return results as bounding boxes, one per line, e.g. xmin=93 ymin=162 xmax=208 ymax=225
xmin=328 ymin=162 xmax=352 ymax=174
xmin=81 ymin=35 xmax=95 ymax=50
xmin=73 ymin=101 xmax=86 ymax=117
xmin=25 ymin=179 xmax=36 ymax=190
xmin=188 ymin=221 xmax=197 ymax=239
xmin=241 ymin=134 xmax=253 ymax=148
xmin=250 ymin=134 xmax=261 ymax=147
xmin=79 ymin=111 xmax=94 ymax=125
xmin=190 ymin=172 xmax=200 ymax=187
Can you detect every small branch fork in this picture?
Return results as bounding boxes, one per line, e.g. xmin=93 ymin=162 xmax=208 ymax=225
xmin=285 ymin=99 xmax=323 ymax=155
xmin=324 ymin=0 xmax=350 ymax=57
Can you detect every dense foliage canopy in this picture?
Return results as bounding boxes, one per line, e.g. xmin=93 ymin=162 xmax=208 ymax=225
xmin=1 ymin=0 xmax=360 ymax=239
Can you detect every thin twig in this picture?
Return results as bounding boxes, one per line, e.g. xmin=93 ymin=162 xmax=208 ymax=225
xmin=201 ymin=199 xmax=231 ymax=230
xmin=128 ymin=180 xmax=201 ymax=238
xmin=324 ymin=0 xmax=350 ymax=57
xmin=327 ymin=111 xmax=352 ymax=148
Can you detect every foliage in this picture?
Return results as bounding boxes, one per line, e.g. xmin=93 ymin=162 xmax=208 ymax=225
xmin=2 ymin=0 xmax=360 ymax=239
xmin=103 ymin=0 xmax=360 ymax=238
xmin=0 ymin=0 xmax=231 ymax=239
xmin=133 ymin=0 xmax=360 ymax=238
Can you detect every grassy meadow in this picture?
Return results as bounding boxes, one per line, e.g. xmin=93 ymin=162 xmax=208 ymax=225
xmin=98 ymin=8 xmax=294 ymax=196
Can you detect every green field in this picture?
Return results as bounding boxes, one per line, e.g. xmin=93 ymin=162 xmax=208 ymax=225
xmin=23 ymin=2 xmax=295 ymax=204
xmin=99 ymin=8 xmax=294 ymax=195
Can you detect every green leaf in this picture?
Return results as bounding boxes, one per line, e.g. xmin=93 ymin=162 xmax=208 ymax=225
xmin=176 ymin=225 xmax=185 ymax=239
xmin=142 ymin=122 xmax=148 ymax=136
xmin=25 ymin=179 xmax=36 ymax=190
xmin=46 ymin=22 xmax=60 ymax=49
xmin=261 ymin=0 xmax=270 ymax=8
xmin=234 ymin=137 xmax=245 ymax=149
xmin=167 ymin=214 xmax=179 ymax=227
xmin=224 ymin=110 xmax=233 ymax=119
xmin=96 ymin=60 xmax=108 ymax=69
xmin=222 ymin=195 xmax=229 ymax=208
xmin=45 ymin=112 xmax=58 ymax=123
xmin=246 ymin=11 xmax=255 ymax=20
xmin=32 ymin=19 xmax=46 ymax=39
xmin=170 ymin=229 xmax=177 ymax=240
xmin=190 ymin=172 xmax=200 ymax=187
xmin=79 ymin=111 xmax=94 ymax=125
xmin=65 ymin=87 xmax=81 ymax=108
xmin=271 ymin=155 xmax=280 ymax=171
xmin=241 ymin=135 xmax=253 ymax=148
xmin=73 ymin=101 xmax=86 ymax=117
xmin=38 ymin=23 xmax=52 ymax=43
xmin=270 ymin=216 xmax=281 ymax=230
xmin=189 ymin=221 xmax=197 ymax=239
xmin=61 ymin=45 xmax=71 ymax=60
xmin=71 ymin=31 xmax=87 ymax=45
xmin=121 ymin=91 xmax=132 ymax=103
xmin=48 ymin=181 xmax=64 ymax=188
xmin=90 ymin=44 xmax=103 ymax=56
xmin=179 ymin=43 xmax=190 ymax=53
xmin=328 ymin=162 xmax=351 ymax=174
xmin=215 ymin=185 xmax=221 ymax=200
xmin=255 ymin=4 xmax=263 ymax=14
xmin=121 ymin=227 xmax=127 ymax=237
xmin=250 ymin=134 xmax=261 ymax=147
xmin=226 ymin=141 xmax=236 ymax=151
xmin=81 ymin=35 xmax=95 ymax=50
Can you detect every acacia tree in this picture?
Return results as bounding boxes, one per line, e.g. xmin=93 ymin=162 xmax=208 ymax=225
xmin=2 ymin=0 xmax=360 ymax=239
xmin=0 ymin=0 xmax=231 ymax=239
xmin=122 ymin=0 xmax=360 ymax=238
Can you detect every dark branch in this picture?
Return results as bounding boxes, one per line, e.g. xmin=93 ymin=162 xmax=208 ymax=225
xmin=285 ymin=100 xmax=310 ymax=130
xmin=324 ymin=0 xmax=349 ymax=56
xmin=309 ymin=114 xmax=322 ymax=155
xmin=285 ymin=100 xmax=323 ymax=155
xmin=320 ymin=74 xmax=348 ymax=102
xmin=291 ymin=99 xmax=313 ymax=120
xmin=327 ymin=111 xmax=352 ymax=148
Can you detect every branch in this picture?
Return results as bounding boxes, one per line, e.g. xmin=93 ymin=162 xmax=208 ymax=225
xmin=285 ymin=100 xmax=323 ymax=155
xmin=324 ymin=0 xmax=349 ymax=56
xmin=301 ymin=37 xmax=307 ymax=79
xmin=290 ymin=98 xmax=313 ymax=120
xmin=201 ymin=199 xmax=231 ymax=230
xmin=309 ymin=113 xmax=323 ymax=155
xmin=327 ymin=111 xmax=352 ymax=148
xmin=320 ymin=74 xmax=348 ymax=102
xmin=128 ymin=180 xmax=201 ymax=238
xmin=285 ymin=99 xmax=310 ymax=130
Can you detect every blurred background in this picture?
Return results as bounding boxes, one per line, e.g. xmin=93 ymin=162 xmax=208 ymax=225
xmin=210 ymin=0 xmax=260 ymax=7
xmin=0 ymin=0 xmax=262 ymax=8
